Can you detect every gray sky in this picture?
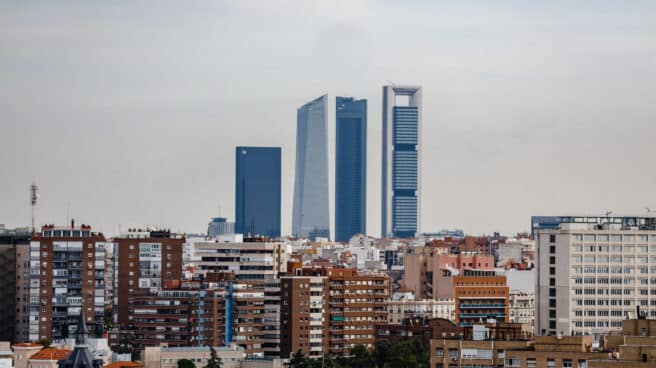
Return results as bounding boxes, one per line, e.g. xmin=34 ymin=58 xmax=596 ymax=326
xmin=1 ymin=1 xmax=655 ymax=237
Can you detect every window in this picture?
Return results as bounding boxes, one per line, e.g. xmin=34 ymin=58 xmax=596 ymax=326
xmin=549 ymin=234 xmax=556 ymax=243
xmin=550 ymin=256 xmax=556 ymax=265
xmin=562 ymin=360 xmax=572 ymax=368
xmin=435 ymin=349 xmax=444 ymax=357
xmin=546 ymin=359 xmax=555 ymax=368
xmin=550 ymin=245 xmax=556 ymax=254
xmin=550 ymin=267 xmax=556 ymax=275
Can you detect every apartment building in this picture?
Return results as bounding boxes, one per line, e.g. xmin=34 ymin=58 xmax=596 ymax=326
xmin=0 ymin=227 xmax=30 ymax=343
xmin=535 ymin=215 xmax=656 ymax=336
xmin=387 ymin=291 xmax=455 ymax=324
xmin=327 ymin=268 xmax=388 ymax=356
xmin=454 ymin=274 xmax=509 ymax=327
xmin=279 ymin=275 xmax=329 ymax=358
xmin=143 ymin=345 xmax=245 ymax=368
xmin=113 ymin=229 xmax=185 ymax=328
xmin=509 ymin=291 xmax=535 ymax=334
xmin=403 ymin=247 xmax=494 ymax=300
xmin=195 ymin=239 xmax=288 ymax=358
xmin=430 ymin=322 xmax=530 ymax=368
xmin=29 ymin=223 xmax=108 ymax=342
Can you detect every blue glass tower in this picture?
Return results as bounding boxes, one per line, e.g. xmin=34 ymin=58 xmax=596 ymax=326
xmin=235 ymin=146 xmax=281 ymax=237
xmin=292 ymin=95 xmax=330 ymax=239
xmin=335 ymin=96 xmax=367 ymax=242
xmin=381 ymin=85 xmax=422 ymax=238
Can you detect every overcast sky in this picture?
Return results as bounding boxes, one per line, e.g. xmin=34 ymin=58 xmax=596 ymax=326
xmin=1 ymin=1 xmax=655 ymax=237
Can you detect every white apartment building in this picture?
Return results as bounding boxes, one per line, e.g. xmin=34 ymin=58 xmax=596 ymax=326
xmin=509 ymin=290 xmax=535 ymax=333
xmin=387 ymin=291 xmax=455 ymax=324
xmin=535 ymin=215 xmax=656 ymax=336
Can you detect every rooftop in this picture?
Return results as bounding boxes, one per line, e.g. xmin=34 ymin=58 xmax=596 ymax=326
xmin=30 ymin=348 xmax=72 ymax=361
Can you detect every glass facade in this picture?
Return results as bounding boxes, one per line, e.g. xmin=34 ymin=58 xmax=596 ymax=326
xmin=335 ymin=96 xmax=367 ymax=242
xmin=382 ymin=86 xmax=421 ymax=238
xmin=235 ymin=146 xmax=281 ymax=237
xmin=292 ymin=95 xmax=330 ymax=239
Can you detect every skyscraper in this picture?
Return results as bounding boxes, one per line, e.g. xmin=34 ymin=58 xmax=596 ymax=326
xmin=292 ymin=95 xmax=330 ymax=239
xmin=335 ymin=96 xmax=367 ymax=242
xmin=235 ymin=146 xmax=281 ymax=238
xmin=381 ymin=85 xmax=422 ymax=238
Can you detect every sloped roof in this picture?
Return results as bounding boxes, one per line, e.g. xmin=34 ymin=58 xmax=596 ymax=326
xmin=30 ymin=348 xmax=72 ymax=361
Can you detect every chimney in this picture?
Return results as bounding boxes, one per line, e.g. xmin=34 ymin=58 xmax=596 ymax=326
xmin=71 ymin=218 xmax=75 ymax=228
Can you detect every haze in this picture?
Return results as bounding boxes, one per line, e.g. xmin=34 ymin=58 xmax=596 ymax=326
xmin=1 ymin=1 xmax=655 ymax=237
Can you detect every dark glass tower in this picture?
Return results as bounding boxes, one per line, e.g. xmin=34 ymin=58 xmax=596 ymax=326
xmin=235 ymin=146 xmax=281 ymax=238
xmin=335 ymin=97 xmax=367 ymax=242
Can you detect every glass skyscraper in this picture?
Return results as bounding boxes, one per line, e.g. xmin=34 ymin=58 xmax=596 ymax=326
xmin=335 ymin=96 xmax=367 ymax=242
xmin=381 ymin=85 xmax=422 ymax=238
xmin=235 ymin=146 xmax=281 ymax=238
xmin=292 ymin=95 xmax=330 ymax=239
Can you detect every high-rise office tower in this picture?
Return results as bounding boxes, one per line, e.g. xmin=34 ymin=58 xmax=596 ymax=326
xmin=293 ymin=95 xmax=330 ymax=239
xmin=381 ymin=85 xmax=422 ymax=238
xmin=535 ymin=215 xmax=656 ymax=336
xmin=335 ymin=97 xmax=367 ymax=243
xmin=235 ymin=146 xmax=281 ymax=238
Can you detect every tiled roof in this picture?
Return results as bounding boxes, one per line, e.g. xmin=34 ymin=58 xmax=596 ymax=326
xmin=104 ymin=362 xmax=144 ymax=368
xmin=13 ymin=343 xmax=42 ymax=348
xmin=30 ymin=348 xmax=72 ymax=361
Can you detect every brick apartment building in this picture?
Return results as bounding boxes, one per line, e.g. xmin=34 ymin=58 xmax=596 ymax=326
xmin=0 ymin=227 xmax=30 ymax=343
xmin=30 ymin=223 xmax=108 ymax=341
xmin=453 ymin=273 xmax=509 ymax=327
xmin=113 ymin=229 xmax=185 ymax=328
xmin=280 ymin=266 xmax=388 ymax=358
xmin=403 ymin=247 xmax=494 ymax=300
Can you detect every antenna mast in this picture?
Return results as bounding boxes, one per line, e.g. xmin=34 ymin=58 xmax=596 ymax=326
xmin=30 ymin=181 xmax=38 ymax=233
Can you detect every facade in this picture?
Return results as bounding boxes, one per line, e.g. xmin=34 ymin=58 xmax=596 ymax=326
xmin=387 ymin=292 xmax=455 ymax=324
xmin=454 ymin=275 xmax=509 ymax=327
xmin=509 ymin=291 xmax=535 ymax=333
xmin=207 ymin=217 xmax=235 ymax=238
xmin=194 ymin=240 xmax=288 ymax=357
xmin=235 ymin=147 xmax=281 ymax=238
xmin=403 ymin=247 xmax=494 ymax=300
xmin=381 ymin=85 xmax=422 ymax=238
xmin=327 ymin=269 xmax=388 ymax=356
xmin=29 ymin=224 xmax=108 ymax=342
xmin=430 ymin=324 xmax=532 ymax=368
xmin=335 ymin=96 xmax=367 ymax=243
xmin=292 ymin=95 xmax=330 ymax=239
xmin=279 ymin=276 xmax=329 ymax=358
xmin=0 ymin=228 xmax=30 ymax=343
xmin=12 ymin=343 xmax=42 ymax=368
xmin=534 ymin=215 xmax=656 ymax=336
xmin=113 ymin=229 xmax=185 ymax=328
xmin=143 ymin=345 xmax=245 ymax=368
xmin=503 ymin=335 xmax=609 ymax=368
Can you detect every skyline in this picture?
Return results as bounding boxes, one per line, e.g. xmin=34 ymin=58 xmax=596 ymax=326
xmin=1 ymin=1 xmax=655 ymax=236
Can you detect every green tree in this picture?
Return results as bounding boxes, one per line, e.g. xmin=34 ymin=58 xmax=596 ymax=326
xmin=204 ymin=346 xmax=222 ymax=368
xmin=376 ymin=339 xmax=429 ymax=368
xmin=103 ymin=306 xmax=113 ymax=330
xmin=345 ymin=344 xmax=374 ymax=368
xmin=39 ymin=338 xmax=52 ymax=349
xmin=177 ymin=359 xmax=196 ymax=368
xmin=288 ymin=350 xmax=308 ymax=368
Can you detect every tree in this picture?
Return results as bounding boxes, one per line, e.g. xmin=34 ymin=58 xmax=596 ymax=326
xmin=345 ymin=344 xmax=374 ymax=368
xmin=288 ymin=350 xmax=308 ymax=368
xmin=103 ymin=306 xmax=113 ymax=330
xmin=177 ymin=359 xmax=196 ymax=368
xmin=204 ymin=346 xmax=222 ymax=368
xmin=375 ymin=339 xmax=429 ymax=368
xmin=39 ymin=338 xmax=52 ymax=349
